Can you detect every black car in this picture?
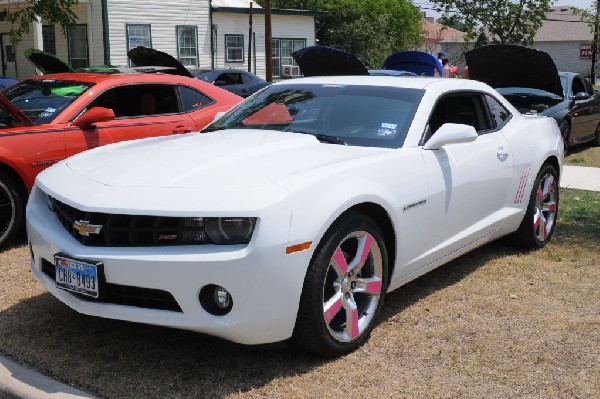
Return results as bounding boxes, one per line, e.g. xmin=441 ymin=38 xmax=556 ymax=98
xmin=194 ymin=69 xmax=271 ymax=98
xmin=466 ymin=45 xmax=600 ymax=152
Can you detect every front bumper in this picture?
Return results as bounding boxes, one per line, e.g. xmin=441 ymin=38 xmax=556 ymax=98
xmin=26 ymin=186 xmax=312 ymax=345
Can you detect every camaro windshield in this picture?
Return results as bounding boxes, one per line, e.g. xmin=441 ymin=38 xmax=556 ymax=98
xmin=206 ymin=84 xmax=424 ymax=148
xmin=3 ymin=79 xmax=94 ymax=124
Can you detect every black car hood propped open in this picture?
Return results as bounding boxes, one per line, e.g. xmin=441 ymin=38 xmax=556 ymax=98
xmin=292 ymin=46 xmax=369 ymax=77
xmin=465 ymin=45 xmax=563 ymax=98
xmin=127 ymin=46 xmax=193 ymax=78
xmin=25 ymin=48 xmax=74 ymax=74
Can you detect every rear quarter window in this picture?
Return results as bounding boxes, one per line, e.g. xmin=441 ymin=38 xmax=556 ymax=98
xmin=179 ymin=86 xmax=215 ymax=112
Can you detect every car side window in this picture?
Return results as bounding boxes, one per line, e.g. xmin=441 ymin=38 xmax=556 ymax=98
xmin=572 ymin=77 xmax=587 ymax=95
xmin=179 ymin=86 xmax=215 ymax=112
xmin=90 ymin=85 xmax=180 ymax=118
xmin=582 ymin=77 xmax=595 ymax=95
xmin=216 ymin=73 xmax=242 ymax=85
xmin=241 ymin=73 xmax=254 ymax=84
xmin=484 ymin=94 xmax=512 ymax=130
xmin=423 ymin=93 xmax=492 ymax=143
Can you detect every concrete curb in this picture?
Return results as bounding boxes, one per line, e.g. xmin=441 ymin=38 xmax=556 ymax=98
xmin=0 ymin=356 xmax=97 ymax=399
xmin=561 ymin=165 xmax=600 ymax=192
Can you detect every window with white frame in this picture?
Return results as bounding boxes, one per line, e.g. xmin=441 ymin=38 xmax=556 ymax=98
xmin=42 ymin=25 xmax=56 ymax=54
xmin=272 ymin=38 xmax=306 ymax=78
xmin=68 ymin=24 xmax=88 ymax=69
xmin=127 ymin=24 xmax=151 ymax=66
xmin=225 ymin=35 xmax=244 ymax=63
xmin=177 ymin=26 xmax=198 ymax=67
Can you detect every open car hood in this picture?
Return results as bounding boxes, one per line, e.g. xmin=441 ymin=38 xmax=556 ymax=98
xmin=127 ymin=46 xmax=193 ymax=78
xmin=465 ymin=45 xmax=563 ymax=98
xmin=292 ymin=46 xmax=369 ymax=77
xmin=25 ymin=48 xmax=74 ymax=74
xmin=0 ymin=93 xmax=34 ymax=126
xmin=381 ymin=51 xmax=442 ymax=77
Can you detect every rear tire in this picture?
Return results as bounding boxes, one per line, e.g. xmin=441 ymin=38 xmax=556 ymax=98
xmin=293 ymin=212 xmax=388 ymax=357
xmin=0 ymin=172 xmax=23 ymax=248
xmin=510 ymin=164 xmax=559 ymax=249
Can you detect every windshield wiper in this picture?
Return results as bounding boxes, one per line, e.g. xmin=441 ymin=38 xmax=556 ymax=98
xmin=201 ymin=125 xmax=223 ymax=133
xmin=286 ymin=129 xmax=346 ymax=145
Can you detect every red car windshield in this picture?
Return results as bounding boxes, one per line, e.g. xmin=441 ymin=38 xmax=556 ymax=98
xmin=3 ymin=79 xmax=94 ymax=124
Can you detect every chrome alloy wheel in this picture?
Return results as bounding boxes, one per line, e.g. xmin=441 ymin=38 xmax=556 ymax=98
xmin=322 ymin=231 xmax=383 ymax=343
xmin=533 ymin=173 xmax=557 ymax=242
xmin=0 ymin=179 xmax=16 ymax=244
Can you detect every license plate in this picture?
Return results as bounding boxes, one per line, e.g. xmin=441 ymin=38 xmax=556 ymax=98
xmin=55 ymin=254 xmax=103 ymax=298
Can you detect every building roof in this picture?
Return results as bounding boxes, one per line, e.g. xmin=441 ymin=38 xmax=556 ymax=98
xmin=422 ymin=19 xmax=464 ymax=43
xmin=533 ymin=6 xmax=593 ymax=41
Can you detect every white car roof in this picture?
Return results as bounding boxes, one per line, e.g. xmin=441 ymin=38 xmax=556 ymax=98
xmin=273 ymin=75 xmax=493 ymax=93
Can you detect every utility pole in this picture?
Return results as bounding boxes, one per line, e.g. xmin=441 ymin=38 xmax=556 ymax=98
xmin=593 ymin=0 xmax=600 ymax=84
xmin=248 ymin=1 xmax=253 ymax=73
xmin=265 ymin=0 xmax=273 ymax=82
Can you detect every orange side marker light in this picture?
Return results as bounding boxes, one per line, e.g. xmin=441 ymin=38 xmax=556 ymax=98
xmin=286 ymin=241 xmax=313 ymax=254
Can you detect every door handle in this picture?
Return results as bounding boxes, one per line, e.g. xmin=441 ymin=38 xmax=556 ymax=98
xmin=497 ymin=146 xmax=510 ymax=161
xmin=173 ymin=126 xmax=192 ymax=134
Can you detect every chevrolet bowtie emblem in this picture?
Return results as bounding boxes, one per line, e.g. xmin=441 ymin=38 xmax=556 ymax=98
xmin=73 ymin=220 xmax=103 ymax=236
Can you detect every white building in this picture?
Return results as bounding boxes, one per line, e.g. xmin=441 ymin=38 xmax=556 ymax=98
xmin=0 ymin=0 xmax=318 ymax=80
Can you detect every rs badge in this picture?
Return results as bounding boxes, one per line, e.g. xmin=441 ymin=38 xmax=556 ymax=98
xmin=73 ymin=220 xmax=103 ymax=236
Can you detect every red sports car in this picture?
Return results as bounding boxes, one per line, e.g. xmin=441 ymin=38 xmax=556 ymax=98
xmin=0 ymin=71 xmax=242 ymax=247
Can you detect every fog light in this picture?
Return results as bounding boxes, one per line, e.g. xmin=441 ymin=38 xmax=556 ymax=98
xmin=214 ymin=286 xmax=231 ymax=309
xmin=199 ymin=284 xmax=233 ymax=316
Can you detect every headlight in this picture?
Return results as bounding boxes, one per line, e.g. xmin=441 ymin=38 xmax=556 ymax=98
xmin=181 ymin=217 xmax=257 ymax=245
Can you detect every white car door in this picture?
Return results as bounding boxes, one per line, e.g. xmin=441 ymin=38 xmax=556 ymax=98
xmin=418 ymin=92 xmax=514 ymax=268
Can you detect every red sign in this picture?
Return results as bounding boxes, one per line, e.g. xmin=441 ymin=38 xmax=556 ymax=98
xmin=580 ymin=44 xmax=593 ymax=59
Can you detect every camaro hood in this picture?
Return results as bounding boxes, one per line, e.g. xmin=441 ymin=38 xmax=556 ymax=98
xmin=65 ymin=130 xmax=385 ymax=189
xmin=465 ymin=45 xmax=563 ymax=98
xmin=25 ymin=48 xmax=74 ymax=74
xmin=292 ymin=46 xmax=369 ymax=77
xmin=127 ymin=46 xmax=193 ymax=78
xmin=381 ymin=51 xmax=442 ymax=77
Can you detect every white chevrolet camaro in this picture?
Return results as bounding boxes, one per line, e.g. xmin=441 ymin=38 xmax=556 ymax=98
xmin=27 ymin=76 xmax=563 ymax=356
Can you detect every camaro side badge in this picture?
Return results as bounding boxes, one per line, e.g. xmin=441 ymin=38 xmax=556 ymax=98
xmin=73 ymin=220 xmax=103 ymax=236
xmin=403 ymin=199 xmax=427 ymax=212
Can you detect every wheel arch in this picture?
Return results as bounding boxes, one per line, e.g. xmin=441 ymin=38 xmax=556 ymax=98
xmin=543 ymin=155 xmax=561 ymax=179
xmin=0 ymin=161 xmax=27 ymax=199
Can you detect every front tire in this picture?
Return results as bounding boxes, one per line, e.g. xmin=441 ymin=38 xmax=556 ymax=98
xmin=0 ymin=172 xmax=23 ymax=248
xmin=293 ymin=212 xmax=388 ymax=357
xmin=593 ymin=124 xmax=600 ymax=147
xmin=510 ymin=164 xmax=559 ymax=249
xmin=559 ymin=120 xmax=570 ymax=154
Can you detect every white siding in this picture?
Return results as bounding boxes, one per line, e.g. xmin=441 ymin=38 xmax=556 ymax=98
xmin=0 ymin=2 xmax=94 ymax=79
xmin=106 ymin=0 xmax=211 ymax=68
xmin=212 ymin=12 xmax=315 ymax=79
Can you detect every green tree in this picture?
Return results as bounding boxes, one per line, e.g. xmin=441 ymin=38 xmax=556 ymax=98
xmin=256 ymin=0 xmax=423 ymax=68
xmin=2 ymin=0 xmax=79 ymax=44
xmin=436 ymin=15 xmax=468 ymax=32
xmin=431 ymin=0 xmax=554 ymax=46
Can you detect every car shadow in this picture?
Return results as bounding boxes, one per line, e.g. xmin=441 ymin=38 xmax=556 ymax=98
xmin=0 ymin=240 xmax=523 ymax=398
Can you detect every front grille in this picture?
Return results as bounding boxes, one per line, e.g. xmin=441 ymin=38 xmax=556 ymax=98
xmin=49 ymin=196 xmax=196 ymax=247
xmin=41 ymin=259 xmax=182 ymax=312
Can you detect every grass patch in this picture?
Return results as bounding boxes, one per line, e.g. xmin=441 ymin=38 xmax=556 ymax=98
xmin=565 ymin=145 xmax=600 ymax=167
xmin=0 ymin=189 xmax=598 ymax=398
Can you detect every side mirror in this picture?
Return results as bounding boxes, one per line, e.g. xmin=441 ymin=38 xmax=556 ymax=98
xmin=73 ymin=107 xmax=115 ymax=128
xmin=423 ymin=123 xmax=478 ymax=150
xmin=572 ymin=91 xmax=590 ymax=101
xmin=214 ymin=80 xmax=227 ymax=87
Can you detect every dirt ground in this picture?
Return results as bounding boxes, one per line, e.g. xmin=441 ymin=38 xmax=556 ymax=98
xmin=0 ymin=189 xmax=599 ymax=399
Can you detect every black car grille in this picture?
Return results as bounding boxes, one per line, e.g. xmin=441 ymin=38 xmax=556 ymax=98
xmin=49 ymin=196 xmax=195 ymax=247
xmin=41 ymin=259 xmax=182 ymax=312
